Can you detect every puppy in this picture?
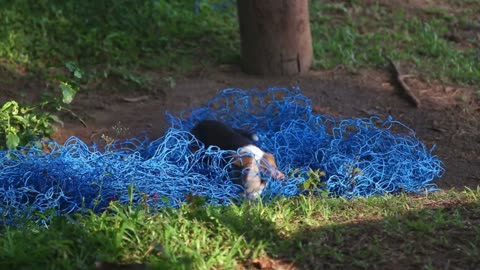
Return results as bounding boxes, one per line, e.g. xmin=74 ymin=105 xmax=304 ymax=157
xmin=190 ymin=120 xmax=285 ymax=199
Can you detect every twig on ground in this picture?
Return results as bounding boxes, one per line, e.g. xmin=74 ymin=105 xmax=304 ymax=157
xmin=385 ymin=56 xmax=421 ymax=108
xmin=121 ymin=95 xmax=150 ymax=103
xmin=63 ymin=108 xmax=88 ymax=128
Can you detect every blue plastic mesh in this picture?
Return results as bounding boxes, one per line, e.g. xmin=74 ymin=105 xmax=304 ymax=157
xmin=0 ymin=87 xmax=444 ymax=223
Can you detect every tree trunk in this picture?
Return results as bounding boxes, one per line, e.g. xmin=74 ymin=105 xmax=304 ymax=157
xmin=237 ymin=0 xmax=313 ymax=76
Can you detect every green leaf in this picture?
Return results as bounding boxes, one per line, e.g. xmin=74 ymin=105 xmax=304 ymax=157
xmin=60 ymin=82 xmax=77 ymax=104
xmin=65 ymin=61 xmax=77 ymax=73
xmin=73 ymin=69 xmax=83 ymax=79
xmin=1 ymin=101 xmax=19 ymax=114
xmin=12 ymin=115 xmax=28 ymax=127
xmin=6 ymin=132 xmax=20 ymax=149
xmin=20 ymin=106 xmax=32 ymax=114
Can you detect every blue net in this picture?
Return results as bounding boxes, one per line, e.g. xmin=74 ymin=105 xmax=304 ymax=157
xmin=0 ymin=87 xmax=444 ymax=224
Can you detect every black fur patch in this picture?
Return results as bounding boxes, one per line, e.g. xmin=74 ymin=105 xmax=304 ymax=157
xmin=191 ymin=120 xmax=257 ymax=150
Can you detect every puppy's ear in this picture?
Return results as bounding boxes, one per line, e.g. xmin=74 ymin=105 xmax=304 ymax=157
xmin=232 ymin=152 xmax=255 ymax=168
xmin=261 ymin=153 xmax=285 ymax=179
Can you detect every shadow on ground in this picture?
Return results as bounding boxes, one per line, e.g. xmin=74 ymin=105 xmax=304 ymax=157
xmin=207 ymin=198 xmax=480 ymax=270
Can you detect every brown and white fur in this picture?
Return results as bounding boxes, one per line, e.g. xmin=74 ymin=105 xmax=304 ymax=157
xmin=191 ymin=120 xmax=285 ymax=200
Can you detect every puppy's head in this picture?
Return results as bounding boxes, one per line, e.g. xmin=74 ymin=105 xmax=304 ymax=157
xmin=232 ymin=149 xmax=285 ymax=199
xmin=233 ymin=151 xmax=285 ymax=179
xmin=232 ymin=154 xmax=264 ymax=195
xmin=260 ymin=152 xmax=285 ymax=180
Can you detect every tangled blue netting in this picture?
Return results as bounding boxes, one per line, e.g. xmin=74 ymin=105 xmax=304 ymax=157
xmin=0 ymin=87 xmax=444 ymax=223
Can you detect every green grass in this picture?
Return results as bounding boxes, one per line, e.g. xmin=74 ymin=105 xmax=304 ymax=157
xmin=1 ymin=0 xmax=479 ymax=87
xmin=0 ymin=0 xmax=239 ymax=81
xmin=309 ymin=1 xmax=480 ymax=84
xmin=1 ymin=188 xmax=479 ymax=269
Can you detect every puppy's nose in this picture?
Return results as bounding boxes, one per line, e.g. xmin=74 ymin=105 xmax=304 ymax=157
xmin=273 ymin=170 xmax=285 ymax=179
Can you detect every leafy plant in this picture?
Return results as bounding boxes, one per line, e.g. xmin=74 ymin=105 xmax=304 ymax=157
xmin=290 ymin=168 xmax=327 ymax=196
xmin=0 ymin=76 xmax=79 ymax=150
xmin=0 ymin=101 xmax=56 ymax=150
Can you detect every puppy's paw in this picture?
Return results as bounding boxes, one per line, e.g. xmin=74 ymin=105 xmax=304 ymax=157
xmin=245 ymin=191 xmax=261 ymax=200
xmin=272 ymin=169 xmax=285 ymax=180
xmin=243 ymin=182 xmax=266 ymax=200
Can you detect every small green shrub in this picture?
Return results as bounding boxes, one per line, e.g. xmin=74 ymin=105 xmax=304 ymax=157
xmin=0 ymin=101 xmax=55 ymax=150
xmin=0 ymin=79 xmax=78 ymax=150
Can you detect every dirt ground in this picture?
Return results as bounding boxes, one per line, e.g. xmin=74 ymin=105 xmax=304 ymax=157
xmin=1 ymin=64 xmax=479 ymax=191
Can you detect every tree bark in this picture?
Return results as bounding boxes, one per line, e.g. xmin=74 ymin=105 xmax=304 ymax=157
xmin=237 ymin=0 xmax=313 ymax=76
